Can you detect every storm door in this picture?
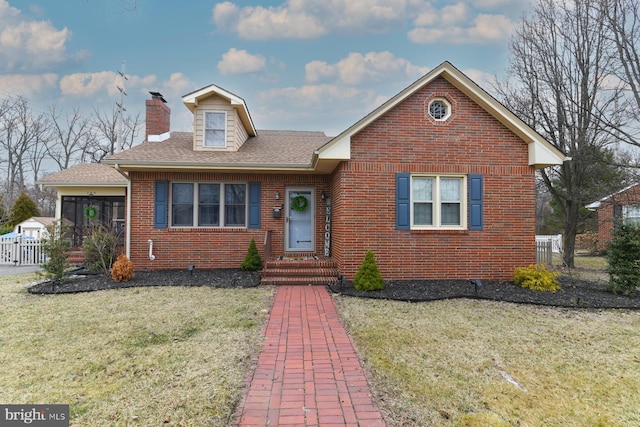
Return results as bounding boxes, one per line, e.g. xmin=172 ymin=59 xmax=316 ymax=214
xmin=285 ymin=188 xmax=315 ymax=252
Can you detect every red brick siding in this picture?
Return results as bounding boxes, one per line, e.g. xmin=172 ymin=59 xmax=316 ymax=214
xmin=329 ymin=77 xmax=537 ymax=280
xmin=595 ymin=184 xmax=640 ymax=251
xmin=129 ymin=171 xmax=330 ymax=270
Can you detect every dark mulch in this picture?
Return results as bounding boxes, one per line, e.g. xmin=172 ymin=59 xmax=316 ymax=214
xmin=27 ymin=268 xmax=261 ymax=294
xmin=333 ymin=276 xmax=640 ymax=309
xmin=27 ymin=267 xmax=640 ymax=309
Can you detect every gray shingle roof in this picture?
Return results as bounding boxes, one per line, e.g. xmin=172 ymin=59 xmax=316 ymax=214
xmin=103 ymin=130 xmax=332 ymax=168
xmin=38 ymin=163 xmax=128 ymax=186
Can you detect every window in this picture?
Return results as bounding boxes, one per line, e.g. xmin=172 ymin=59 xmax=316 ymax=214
xmin=171 ymin=182 xmax=246 ymax=227
xmin=204 ymin=111 xmax=226 ymax=147
xmin=623 ymin=205 xmax=640 ymax=226
xmin=411 ymin=176 xmax=464 ymax=228
xmin=428 ymin=98 xmax=451 ymax=121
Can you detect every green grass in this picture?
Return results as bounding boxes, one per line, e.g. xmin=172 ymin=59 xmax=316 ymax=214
xmin=0 ymin=273 xmax=273 ymax=426
xmin=336 ymin=296 xmax=640 ymax=426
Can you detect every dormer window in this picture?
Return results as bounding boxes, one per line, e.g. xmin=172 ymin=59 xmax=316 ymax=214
xmin=204 ymin=111 xmax=226 ymax=148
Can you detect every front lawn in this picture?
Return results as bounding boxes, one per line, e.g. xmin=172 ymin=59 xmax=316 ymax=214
xmin=336 ymin=296 xmax=640 ymax=426
xmin=0 ymin=273 xmax=273 ymax=426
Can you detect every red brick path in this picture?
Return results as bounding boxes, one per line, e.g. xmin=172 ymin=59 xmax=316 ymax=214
xmin=234 ymin=286 xmax=386 ymax=426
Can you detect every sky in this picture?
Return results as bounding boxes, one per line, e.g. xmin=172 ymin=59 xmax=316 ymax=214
xmin=0 ymin=0 xmax=533 ymax=138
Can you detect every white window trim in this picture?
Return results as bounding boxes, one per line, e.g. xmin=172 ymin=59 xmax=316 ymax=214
xmin=203 ymin=110 xmax=227 ymax=148
xmin=170 ymin=182 xmax=247 ymax=228
xmin=623 ymin=204 xmax=640 ymax=225
xmin=410 ymin=174 xmax=467 ymax=230
xmin=428 ymin=98 xmax=452 ymax=121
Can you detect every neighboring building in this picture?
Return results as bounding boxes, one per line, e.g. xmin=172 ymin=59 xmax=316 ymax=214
xmin=13 ymin=217 xmax=55 ymax=239
xmin=40 ymin=62 xmax=567 ymax=280
xmin=586 ymin=183 xmax=640 ymax=252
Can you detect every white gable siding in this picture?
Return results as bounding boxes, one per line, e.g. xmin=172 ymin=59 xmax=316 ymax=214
xmin=235 ymin=113 xmax=249 ymax=150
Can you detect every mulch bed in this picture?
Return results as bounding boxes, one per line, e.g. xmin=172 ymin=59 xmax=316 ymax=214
xmin=27 ymin=268 xmax=261 ymax=294
xmin=27 ymin=268 xmax=640 ymax=309
xmin=333 ymin=276 xmax=640 ymax=309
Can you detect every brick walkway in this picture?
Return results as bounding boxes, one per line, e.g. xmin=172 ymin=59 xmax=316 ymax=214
xmin=234 ymin=285 xmax=386 ymax=427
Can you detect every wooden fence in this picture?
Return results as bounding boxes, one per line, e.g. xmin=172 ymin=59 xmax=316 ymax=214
xmin=536 ymin=239 xmax=553 ymax=265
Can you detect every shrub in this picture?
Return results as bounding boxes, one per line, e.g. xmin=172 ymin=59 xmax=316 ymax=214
xmin=241 ymin=238 xmax=262 ymax=271
xmin=514 ymin=264 xmax=560 ymax=292
xmin=353 ymin=250 xmax=384 ymax=291
xmin=607 ymin=223 xmax=640 ymax=296
xmin=83 ymin=226 xmax=121 ymax=275
xmin=41 ymin=221 xmax=71 ymax=285
xmin=111 ymin=254 xmax=134 ymax=282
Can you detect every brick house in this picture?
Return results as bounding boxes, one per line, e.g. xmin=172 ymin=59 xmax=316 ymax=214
xmin=40 ymin=62 xmax=566 ymax=281
xmin=586 ymin=183 xmax=640 ymax=252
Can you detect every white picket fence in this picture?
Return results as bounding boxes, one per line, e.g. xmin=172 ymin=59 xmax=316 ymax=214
xmin=536 ymin=234 xmax=562 ymax=253
xmin=0 ymin=236 xmax=46 ymax=266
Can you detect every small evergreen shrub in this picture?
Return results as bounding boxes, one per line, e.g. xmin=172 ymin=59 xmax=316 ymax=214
xmin=111 ymin=254 xmax=134 ymax=282
xmin=353 ymin=250 xmax=384 ymax=291
xmin=241 ymin=238 xmax=262 ymax=271
xmin=607 ymin=223 xmax=640 ymax=296
xmin=513 ymin=264 xmax=560 ymax=292
xmin=41 ymin=221 xmax=71 ymax=285
xmin=83 ymin=226 xmax=121 ymax=275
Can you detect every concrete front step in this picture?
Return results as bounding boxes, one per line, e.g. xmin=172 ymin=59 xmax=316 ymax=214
xmin=262 ymin=258 xmax=339 ymax=286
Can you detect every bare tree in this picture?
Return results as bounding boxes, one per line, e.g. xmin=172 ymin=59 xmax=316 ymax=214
xmin=83 ymin=106 xmax=142 ymax=162
xmin=602 ymin=0 xmax=640 ymax=151
xmin=497 ymin=0 xmax=628 ymax=267
xmin=47 ymin=106 xmax=92 ymax=170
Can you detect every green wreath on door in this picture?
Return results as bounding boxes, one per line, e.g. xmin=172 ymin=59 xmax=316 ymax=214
xmin=291 ymin=195 xmax=308 ymax=212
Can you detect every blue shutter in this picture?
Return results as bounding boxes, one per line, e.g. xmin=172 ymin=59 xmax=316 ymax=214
xmin=248 ymin=182 xmax=261 ymax=229
xmin=396 ymin=173 xmax=411 ymax=230
xmin=469 ymin=174 xmax=483 ymax=231
xmin=154 ymin=180 xmax=168 ymax=229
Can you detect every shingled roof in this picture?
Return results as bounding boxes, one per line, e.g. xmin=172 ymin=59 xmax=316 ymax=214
xmin=38 ymin=163 xmax=127 ymax=186
xmin=103 ymin=130 xmax=332 ymax=171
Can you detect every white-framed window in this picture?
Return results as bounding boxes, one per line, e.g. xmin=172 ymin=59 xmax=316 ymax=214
xmin=411 ymin=175 xmax=465 ymax=229
xmin=623 ymin=205 xmax=640 ymax=226
xmin=204 ymin=111 xmax=226 ymax=148
xmin=428 ymin=98 xmax=451 ymax=121
xmin=171 ymin=182 xmax=246 ymax=227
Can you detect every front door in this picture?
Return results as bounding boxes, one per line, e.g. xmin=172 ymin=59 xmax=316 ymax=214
xmin=285 ymin=188 xmax=315 ymax=252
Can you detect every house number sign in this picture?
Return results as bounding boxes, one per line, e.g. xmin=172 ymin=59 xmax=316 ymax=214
xmin=324 ymin=197 xmax=331 ymax=257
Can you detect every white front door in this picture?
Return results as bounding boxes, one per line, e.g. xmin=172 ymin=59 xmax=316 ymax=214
xmin=285 ymin=188 xmax=315 ymax=252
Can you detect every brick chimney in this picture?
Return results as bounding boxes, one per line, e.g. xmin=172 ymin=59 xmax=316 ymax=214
xmin=145 ymin=91 xmax=170 ymax=141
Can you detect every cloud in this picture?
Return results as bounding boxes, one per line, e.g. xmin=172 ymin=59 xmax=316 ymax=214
xmin=0 ymin=73 xmax=58 ymax=97
xmin=409 ymin=12 xmax=513 ymax=44
xmin=0 ymin=0 xmax=83 ymax=72
xmin=305 ymin=51 xmax=428 ymax=85
xmin=212 ymin=0 xmax=516 ymax=43
xmin=217 ymin=48 xmax=267 ymax=75
xmin=212 ymin=0 xmax=416 ymax=40
xmin=213 ymin=1 xmax=325 ymax=39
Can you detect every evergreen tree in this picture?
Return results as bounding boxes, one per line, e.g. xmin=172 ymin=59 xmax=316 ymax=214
xmin=353 ymin=250 xmax=384 ymax=291
xmin=8 ymin=192 xmax=41 ymax=227
xmin=241 ymin=238 xmax=262 ymax=271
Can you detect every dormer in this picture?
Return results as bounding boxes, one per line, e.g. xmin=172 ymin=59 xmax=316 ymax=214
xmin=182 ymin=84 xmax=257 ymax=152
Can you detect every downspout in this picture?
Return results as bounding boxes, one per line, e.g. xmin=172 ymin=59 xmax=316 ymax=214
xmin=114 ymin=164 xmax=131 ymax=259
